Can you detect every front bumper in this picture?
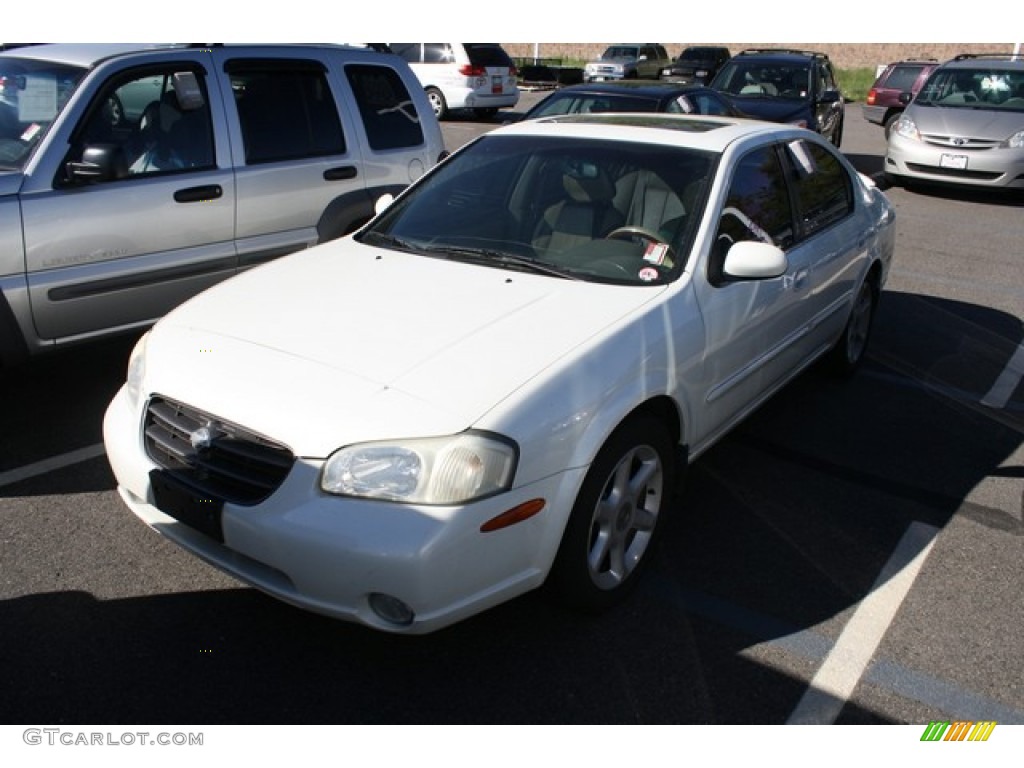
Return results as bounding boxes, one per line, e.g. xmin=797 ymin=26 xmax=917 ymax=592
xmin=886 ymin=133 xmax=1024 ymax=189
xmin=103 ymin=385 xmax=584 ymax=634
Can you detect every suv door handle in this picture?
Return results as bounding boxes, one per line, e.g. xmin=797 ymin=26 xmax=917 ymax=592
xmin=174 ymin=185 xmax=223 ymax=203
xmin=324 ymin=166 xmax=358 ymax=181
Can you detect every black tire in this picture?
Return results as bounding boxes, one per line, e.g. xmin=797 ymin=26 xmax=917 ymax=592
xmin=883 ymin=111 xmax=901 ymax=140
xmin=425 ymin=87 xmax=447 ymax=120
xmin=547 ymin=415 xmax=674 ymax=612
xmin=825 ymin=276 xmax=877 ymax=376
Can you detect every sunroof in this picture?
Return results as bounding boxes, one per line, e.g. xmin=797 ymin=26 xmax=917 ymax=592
xmin=543 ymin=114 xmax=731 ymax=132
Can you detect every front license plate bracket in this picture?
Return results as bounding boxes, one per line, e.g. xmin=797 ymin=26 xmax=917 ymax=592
xmin=150 ymin=469 xmax=224 ymax=542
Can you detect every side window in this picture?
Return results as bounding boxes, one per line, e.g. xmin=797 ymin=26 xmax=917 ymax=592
xmin=423 ymin=44 xmax=454 ymax=64
xmin=345 ymin=64 xmax=425 ymax=150
xmin=389 ymin=44 xmax=422 ymax=64
xmin=230 ymin=61 xmax=344 ymax=165
xmin=70 ymin=67 xmax=214 ymax=181
xmin=711 ymin=146 xmax=793 ymax=284
xmin=785 ymin=139 xmax=853 ymax=237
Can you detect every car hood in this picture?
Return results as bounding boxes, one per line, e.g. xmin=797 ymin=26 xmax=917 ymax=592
xmin=145 ymin=239 xmax=665 ymax=456
xmin=910 ymin=104 xmax=1024 ymax=140
xmin=726 ymin=97 xmax=810 ymax=123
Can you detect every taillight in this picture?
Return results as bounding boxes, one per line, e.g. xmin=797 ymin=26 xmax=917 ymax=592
xmin=459 ymin=64 xmax=486 ymax=77
xmin=866 ymin=88 xmax=877 ymax=105
xmin=509 ymin=64 xmax=518 ymax=77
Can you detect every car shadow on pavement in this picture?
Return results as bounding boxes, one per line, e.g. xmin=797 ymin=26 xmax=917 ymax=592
xmin=1 ymin=292 xmax=1021 ymax=724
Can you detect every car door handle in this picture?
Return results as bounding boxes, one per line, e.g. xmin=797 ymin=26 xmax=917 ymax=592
xmin=324 ymin=166 xmax=358 ymax=181
xmin=792 ymin=268 xmax=809 ymax=289
xmin=174 ymin=185 xmax=223 ymax=203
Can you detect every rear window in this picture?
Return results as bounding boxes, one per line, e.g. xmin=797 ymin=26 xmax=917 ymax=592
xmin=464 ymin=44 xmax=513 ymax=68
xmin=345 ymin=64 xmax=425 ymax=150
xmin=881 ymin=64 xmax=926 ymax=91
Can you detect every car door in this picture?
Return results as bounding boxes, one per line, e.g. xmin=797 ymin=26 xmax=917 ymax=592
xmin=218 ymin=51 xmax=367 ymax=271
xmin=20 ymin=55 xmax=236 ymax=342
xmin=689 ymin=143 xmax=820 ymax=447
xmin=813 ymin=60 xmax=843 ymax=138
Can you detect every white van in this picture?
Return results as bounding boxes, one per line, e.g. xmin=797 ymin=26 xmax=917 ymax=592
xmin=388 ymin=43 xmax=519 ymax=119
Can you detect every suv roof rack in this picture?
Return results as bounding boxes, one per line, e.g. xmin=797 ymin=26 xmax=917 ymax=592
xmin=952 ymin=53 xmax=1020 ymax=61
xmin=737 ymin=48 xmax=828 ymax=59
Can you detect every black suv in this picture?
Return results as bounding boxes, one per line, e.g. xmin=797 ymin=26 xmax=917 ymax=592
xmin=861 ymin=57 xmax=939 ymax=137
xmin=660 ymin=46 xmax=731 ymax=85
xmin=710 ymin=48 xmax=844 ymax=146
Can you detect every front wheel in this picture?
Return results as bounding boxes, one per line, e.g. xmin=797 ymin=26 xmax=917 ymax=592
xmin=547 ymin=415 xmax=674 ymax=612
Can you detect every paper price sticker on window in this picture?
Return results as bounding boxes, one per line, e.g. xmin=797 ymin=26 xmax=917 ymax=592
xmin=643 ymin=242 xmax=670 ymax=265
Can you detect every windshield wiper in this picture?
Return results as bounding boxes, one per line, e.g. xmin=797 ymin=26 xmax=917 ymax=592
xmin=418 ymin=245 xmax=583 ymax=281
xmin=357 ymin=231 xmax=421 ymax=253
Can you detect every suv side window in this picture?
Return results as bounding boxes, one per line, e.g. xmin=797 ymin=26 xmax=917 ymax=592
xmin=70 ymin=66 xmax=214 ymax=181
xmin=389 ymin=44 xmax=422 ymax=64
xmin=422 ymin=44 xmax=454 ymax=64
xmin=229 ymin=60 xmax=344 ymax=165
xmin=345 ymin=64 xmax=425 ymax=150
xmin=784 ymin=139 xmax=852 ymax=237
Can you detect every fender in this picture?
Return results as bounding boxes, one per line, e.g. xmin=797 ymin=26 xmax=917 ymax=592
xmin=316 ymin=184 xmax=408 ymax=243
xmin=0 ymin=288 xmax=29 ymax=368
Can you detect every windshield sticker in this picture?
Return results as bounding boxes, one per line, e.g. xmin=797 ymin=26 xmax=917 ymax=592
xmin=20 ymin=123 xmax=42 ymax=142
xmin=638 ymin=266 xmax=659 ymax=282
xmin=18 ymin=75 xmax=59 ymax=122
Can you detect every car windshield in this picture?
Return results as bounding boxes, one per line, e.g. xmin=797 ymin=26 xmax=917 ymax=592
xmin=603 ymin=47 xmax=640 ymax=60
xmin=713 ymin=61 xmax=811 ymax=99
xmin=0 ymin=57 xmax=86 ymax=171
xmin=914 ymin=66 xmax=1024 ymax=110
xmin=358 ymin=134 xmax=715 ymax=286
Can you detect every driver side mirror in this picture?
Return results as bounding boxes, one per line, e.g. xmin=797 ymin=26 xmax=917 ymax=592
xmin=722 ymin=240 xmax=788 ymax=280
xmin=64 ymin=144 xmax=128 ymax=184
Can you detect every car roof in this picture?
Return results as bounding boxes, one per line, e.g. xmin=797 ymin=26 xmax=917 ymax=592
xmin=0 ymin=42 xmax=368 ymax=69
xmin=490 ymin=112 xmax=793 ymax=152
xmin=941 ymin=53 xmax=1024 ymax=70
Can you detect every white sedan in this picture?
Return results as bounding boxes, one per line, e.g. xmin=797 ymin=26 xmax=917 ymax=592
xmin=104 ymin=114 xmax=895 ymax=634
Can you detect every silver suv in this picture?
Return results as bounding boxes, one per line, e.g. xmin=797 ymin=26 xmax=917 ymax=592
xmin=0 ymin=44 xmax=445 ymax=366
xmin=584 ymin=44 xmax=671 ymax=82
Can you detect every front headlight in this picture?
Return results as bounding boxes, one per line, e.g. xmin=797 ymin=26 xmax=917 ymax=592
xmin=321 ymin=431 xmax=518 ymax=505
xmin=893 ymin=114 xmax=920 ymax=142
xmin=124 ymin=331 xmax=150 ymax=410
xmin=1000 ymin=130 xmax=1024 ymax=149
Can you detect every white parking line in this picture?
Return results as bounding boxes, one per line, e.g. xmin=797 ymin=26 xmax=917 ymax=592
xmin=0 ymin=443 xmax=106 ymax=489
xmin=981 ymin=340 xmax=1024 ymax=409
xmin=786 ymin=521 xmax=940 ymax=724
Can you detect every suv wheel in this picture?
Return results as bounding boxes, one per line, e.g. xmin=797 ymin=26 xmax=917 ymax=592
xmin=425 ymin=87 xmax=447 ymax=120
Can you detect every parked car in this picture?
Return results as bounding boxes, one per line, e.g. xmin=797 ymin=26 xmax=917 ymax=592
xmin=584 ymin=44 xmax=672 ymax=82
xmin=710 ymin=48 xmax=845 ymax=146
xmin=885 ymin=53 xmax=1024 ymax=190
xmin=660 ymin=46 xmax=732 ymax=85
xmin=104 ymin=112 xmax=895 ymax=634
xmin=520 ymin=81 xmax=745 ymax=120
xmin=0 ymin=43 xmax=445 ymax=368
xmin=861 ymin=57 xmax=939 ymax=137
xmin=387 ymin=43 xmax=519 ymax=120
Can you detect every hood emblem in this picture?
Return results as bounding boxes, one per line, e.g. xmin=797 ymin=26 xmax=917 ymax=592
xmin=951 ymin=137 xmax=968 ymax=146
xmin=189 ymin=422 xmax=222 ymax=451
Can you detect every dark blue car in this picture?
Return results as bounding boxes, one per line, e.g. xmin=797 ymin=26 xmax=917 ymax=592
xmin=521 ymin=80 xmax=746 ymax=121
xmin=710 ymin=49 xmax=845 ymax=147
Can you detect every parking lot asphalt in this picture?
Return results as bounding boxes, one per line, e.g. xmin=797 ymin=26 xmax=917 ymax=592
xmin=1 ymin=92 xmax=1022 ymax=727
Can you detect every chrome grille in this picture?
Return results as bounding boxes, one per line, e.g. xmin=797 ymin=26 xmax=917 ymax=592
xmin=144 ymin=396 xmax=294 ymax=505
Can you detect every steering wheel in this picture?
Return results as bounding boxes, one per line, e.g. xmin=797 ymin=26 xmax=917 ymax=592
xmin=605 ymin=226 xmax=676 ymax=267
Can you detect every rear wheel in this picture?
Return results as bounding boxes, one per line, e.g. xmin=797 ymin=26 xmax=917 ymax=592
xmin=547 ymin=415 xmax=674 ymax=611
xmin=425 ymin=87 xmax=447 ymax=120
xmin=825 ymin=277 xmax=877 ymax=376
